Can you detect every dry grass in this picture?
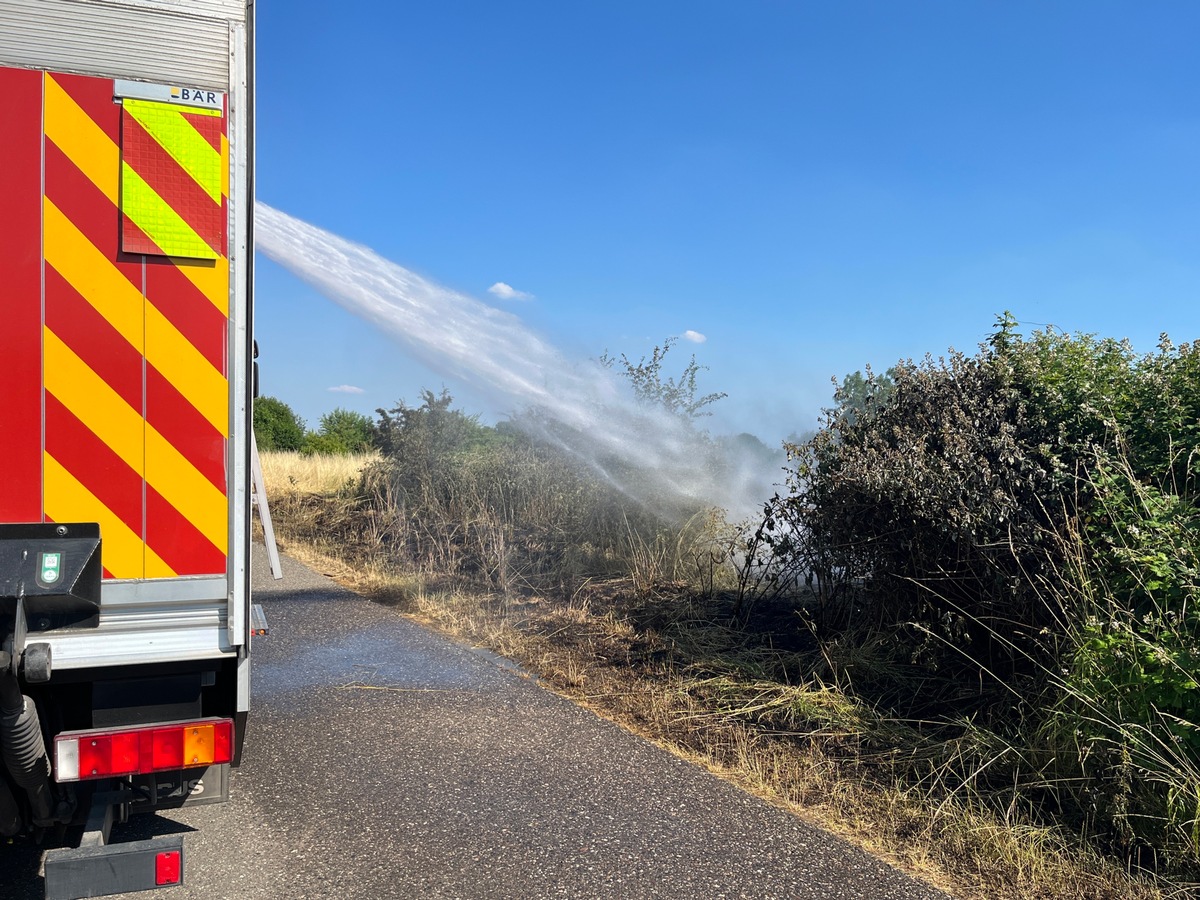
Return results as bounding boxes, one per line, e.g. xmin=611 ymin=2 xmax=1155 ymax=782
xmin=258 ymin=453 xmax=1178 ymax=900
xmin=267 ymin=546 xmax=1164 ymax=900
xmin=258 ymin=449 xmax=378 ymax=498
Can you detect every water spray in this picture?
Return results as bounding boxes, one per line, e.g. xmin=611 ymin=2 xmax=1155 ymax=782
xmin=254 ymin=203 xmax=778 ymax=520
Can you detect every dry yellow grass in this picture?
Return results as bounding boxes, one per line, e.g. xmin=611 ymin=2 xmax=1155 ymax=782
xmin=259 ymin=449 xmax=378 ymax=498
xmin=255 ymin=458 xmax=1176 ymax=900
xmin=261 ymin=534 xmax=1165 ymax=900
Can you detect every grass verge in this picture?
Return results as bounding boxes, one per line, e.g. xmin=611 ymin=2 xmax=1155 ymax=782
xmin=259 ymin=530 xmax=1170 ymax=898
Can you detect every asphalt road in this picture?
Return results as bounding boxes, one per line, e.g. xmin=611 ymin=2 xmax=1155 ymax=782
xmin=5 ymin=546 xmax=952 ymax=899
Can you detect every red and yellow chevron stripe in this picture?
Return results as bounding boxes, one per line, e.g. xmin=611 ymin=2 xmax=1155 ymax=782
xmin=0 ymin=66 xmax=230 ymax=581
xmin=121 ymin=98 xmax=227 ymax=259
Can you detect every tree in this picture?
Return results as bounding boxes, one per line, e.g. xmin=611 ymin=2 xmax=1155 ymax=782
xmin=374 ymin=389 xmax=490 ymax=463
xmin=832 ymin=367 xmax=895 ymax=426
xmin=253 ymin=396 xmax=305 ymax=451
xmin=303 ymin=408 xmax=374 ymax=455
xmin=600 ymin=337 xmax=727 ymax=420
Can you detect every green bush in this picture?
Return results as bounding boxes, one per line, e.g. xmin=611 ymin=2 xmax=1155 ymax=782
xmin=761 ymin=314 xmax=1200 ymax=873
xmin=253 ymin=396 xmax=306 ymax=451
xmin=302 ymin=408 xmax=375 ymax=455
xmin=1038 ymin=457 xmax=1200 ymax=864
xmin=1067 ymin=456 xmax=1200 ymax=751
xmin=767 ymin=318 xmax=1200 ymax=700
xmin=349 ymin=390 xmax=678 ymax=593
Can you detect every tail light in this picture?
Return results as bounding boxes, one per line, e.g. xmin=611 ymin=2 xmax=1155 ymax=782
xmin=54 ymin=718 xmax=234 ymax=782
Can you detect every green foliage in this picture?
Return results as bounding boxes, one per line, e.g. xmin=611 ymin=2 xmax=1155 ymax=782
xmin=372 ymin=389 xmax=500 ymax=487
xmin=302 ymin=408 xmax=375 ymax=455
xmin=832 ymin=367 xmax=895 ymax=426
xmin=1004 ymin=327 xmax=1200 ymax=497
xmin=1067 ymin=459 xmax=1200 ymax=758
xmin=762 ymin=313 xmax=1200 ymax=875
xmin=600 ymin=336 xmax=727 ymax=420
xmin=253 ymin=396 xmax=306 ymax=451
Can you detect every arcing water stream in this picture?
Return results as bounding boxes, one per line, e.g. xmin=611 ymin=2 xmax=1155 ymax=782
xmin=254 ymin=203 xmax=778 ymax=520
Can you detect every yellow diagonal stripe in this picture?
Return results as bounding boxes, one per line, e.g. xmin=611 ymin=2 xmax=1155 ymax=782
xmin=146 ymin=429 xmax=228 ymax=556
xmin=43 ymin=455 xmax=162 ymax=580
xmin=124 ymin=99 xmax=221 ymax=202
xmin=47 ymin=195 xmax=228 ymax=435
xmin=147 ymin=302 xmax=229 ymax=437
xmin=144 ymin=550 xmax=178 ymax=580
xmin=167 ymin=103 xmax=222 ymax=118
xmin=121 ymin=162 xmax=217 ymax=260
xmin=174 ymin=254 xmax=229 ymax=317
xmin=45 ymin=331 xmax=228 ymax=558
xmin=221 ymin=133 xmax=229 ymax=200
xmin=44 ymin=198 xmax=144 ymax=352
xmin=44 ymin=74 xmax=119 ymax=206
xmin=45 ymin=329 xmax=145 ymax=474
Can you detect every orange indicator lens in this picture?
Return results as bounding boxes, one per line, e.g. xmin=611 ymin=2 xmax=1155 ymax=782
xmin=182 ymin=723 xmax=215 ymax=767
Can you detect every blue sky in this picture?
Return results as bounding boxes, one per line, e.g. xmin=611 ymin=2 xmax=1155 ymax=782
xmin=254 ymin=1 xmax=1199 ymax=445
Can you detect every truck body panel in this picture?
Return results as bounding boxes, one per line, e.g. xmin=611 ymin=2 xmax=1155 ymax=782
xmin=0 ymin=1 xmax=255 ymax=895
xmin=0 ymin=3 xmax=254 ymax=674
xmin=0 ymin=0 xmax=243 ymax=90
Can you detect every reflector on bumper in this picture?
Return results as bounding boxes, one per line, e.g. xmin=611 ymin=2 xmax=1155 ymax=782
xmin=44 ymin=835 xmax=184 ymax=900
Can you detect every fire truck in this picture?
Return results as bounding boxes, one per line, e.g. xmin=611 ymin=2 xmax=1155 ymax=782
xmin=0 ymin=1 xmax=256 ymax=896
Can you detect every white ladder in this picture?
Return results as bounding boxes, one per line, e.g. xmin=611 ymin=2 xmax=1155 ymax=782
xmin=250 ymin=432 xmax=283 ymax=580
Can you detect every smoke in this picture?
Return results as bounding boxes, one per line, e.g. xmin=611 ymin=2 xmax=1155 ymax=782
xmin=254 ymin=203 xmax=778 ymax=520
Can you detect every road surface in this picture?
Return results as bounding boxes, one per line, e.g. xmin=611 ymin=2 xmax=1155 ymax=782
xmin=4 ymin=546 xmax=952 ymax=899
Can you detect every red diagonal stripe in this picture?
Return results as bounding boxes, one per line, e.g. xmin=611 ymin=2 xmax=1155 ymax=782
xmin=146 ymin=484 xmax=225 ymax=576
xmin=45 ymin=267 xmax=143 ymax=414
xmin=50 ymin=72 xmax=119 ymax=144
xmin=122 ymin=110 xmax=224 ymax=254
xmin=147 ymin=364 xmax=227 ymax=493
xmin=45 ymin=393 xmax=144 ymax=540
xmin=146 ymin=257 xmax=227 ymax=374
xmin=182 ymin=111 xmax=223 ymax=154
xmin=44 ymin=138 xmax=144 ymax=276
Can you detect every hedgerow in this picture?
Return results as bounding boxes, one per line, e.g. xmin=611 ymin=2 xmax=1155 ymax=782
xmin=764 ymin=314 xmax=1200 ymax=873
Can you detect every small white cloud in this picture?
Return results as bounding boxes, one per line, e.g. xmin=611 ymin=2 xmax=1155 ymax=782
xmin=488 ymin=281 xmax=533 ymax=301
xmin=682 ymin=330 xmax=707 ymax=344
xmin=327 ymin=384 xmax=365 ymax=394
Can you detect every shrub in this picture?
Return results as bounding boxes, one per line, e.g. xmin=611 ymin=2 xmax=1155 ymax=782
xmin=760 ymin=313 xmax=1200 ymax=874
xmin=302 ymin=408 xmax=375 ymax=455
xmin=767 ymin=318 xmax=1200 ymax=708
xmin=254 ymin=396 xmax=306 ymax=451
xmin=1037 ymin=456 xmax=1200 ymax=864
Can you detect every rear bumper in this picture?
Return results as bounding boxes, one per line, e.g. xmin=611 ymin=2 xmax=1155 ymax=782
xmin=44 ymin=835 xmax=183 ymax=899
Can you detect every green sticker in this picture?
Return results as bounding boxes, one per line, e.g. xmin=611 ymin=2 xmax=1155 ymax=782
xmin=40 ymin=552 xmax=62 ymax=584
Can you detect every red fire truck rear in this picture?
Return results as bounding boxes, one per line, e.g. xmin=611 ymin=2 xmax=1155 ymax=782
xmin=0 ymin=1 xmax=256 ymax=896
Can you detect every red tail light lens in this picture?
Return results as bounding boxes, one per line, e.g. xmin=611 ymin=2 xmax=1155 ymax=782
xmin=152 ymin=728 xmax=185 ymax=771
xmin=54 ymin=719 xmax=234 ymax=782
